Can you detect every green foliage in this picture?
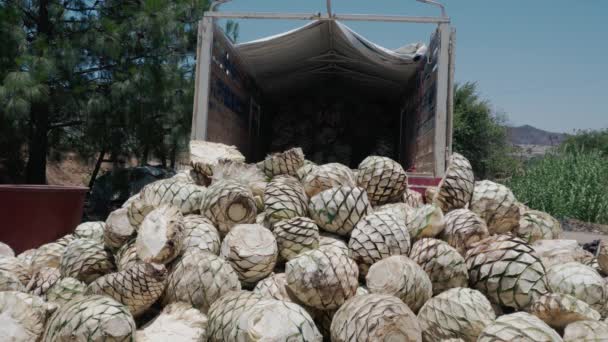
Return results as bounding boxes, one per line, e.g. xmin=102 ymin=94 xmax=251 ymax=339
xmin=508 ymin=148 xmax=608 ymax=224
xmin=561 ymin=129 xmax=608 ymax=156
xmin=0 ymin=114 xmax=26 ymax=182
xmin=0 ymin=0 xmax=210 ymax=183
xmin=0 ymin=4 xmax=24 ymax=76
xmin=453 ymin=82 xmax=520 ymax=179
xmin=0 ymin=2 xmax=27 ymax=182
xmin=225 ymin=20 xmax=240 ymax=42
xmin=0 ymin=72 xmax=49 ymax=118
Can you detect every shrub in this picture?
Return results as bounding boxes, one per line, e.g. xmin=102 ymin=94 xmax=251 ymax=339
xmin=453 ymin=82 xmax=520 ymax=179
xmin=507 ymin=149 xmax=608 ymax=224
xmin=561 ymin=129 xmax=608 ymax=157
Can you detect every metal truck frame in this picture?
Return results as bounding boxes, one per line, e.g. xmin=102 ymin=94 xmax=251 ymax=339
xmin=192 ymin=0 xmax=455 ymax=181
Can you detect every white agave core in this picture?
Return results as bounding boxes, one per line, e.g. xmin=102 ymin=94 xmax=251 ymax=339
xmin=101 ymin=317 xmax=133 ymax=338
xmin=138 ymin=319 xmax=201 ymax=341
xmin=227 ymin=202 xmax=248 ymax=222
xmin=221 ymin=224 xmax=276 ymax=258
xmin=137 ymin=302 xmax=208 ymax=341
xmin=367 ymin=263 xmax=402 ymax=293
xmin=0 ymin=310 xmax=34 ymax=341
xmin=236 ymin=299 xmax=320 ymax=340
xmin=112 ymin=209 xmax=133 ymax=235
xmin=139 ymin=212 xmax=169 ymax=258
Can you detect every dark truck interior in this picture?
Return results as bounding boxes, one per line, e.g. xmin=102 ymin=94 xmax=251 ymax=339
xmin=207 ymin=20 xmax=439 ymax=171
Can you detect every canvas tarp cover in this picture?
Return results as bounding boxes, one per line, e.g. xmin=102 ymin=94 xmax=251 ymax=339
xmin=235 ymin=20 xmax=426 ymax=96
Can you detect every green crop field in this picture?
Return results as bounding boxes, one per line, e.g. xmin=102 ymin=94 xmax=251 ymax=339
xmin=508 ymin=148 xmax=608 ymax=225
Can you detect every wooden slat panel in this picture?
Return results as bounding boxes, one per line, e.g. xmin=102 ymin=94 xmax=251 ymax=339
xmin=400 ymin=74 xmax=419 ymax=169
xmin=206 ymin=26 xmax=260 ymax=159
xmin=414 ymin=127 xmax=435 ymax=174
xmin=412 ymin=28 xmax=441 ymax=175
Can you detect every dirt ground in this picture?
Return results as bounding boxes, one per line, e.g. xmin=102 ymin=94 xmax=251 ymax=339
xmin=46 ymin=151 xmax=144 ymax=187
xmin=560 ymin=218 xmax=608 ymax=244
xmin=46 ymin=152 xmax=97 ymax=187
xmin=45 ymin=150 xmax=187 ymax=187
xmin=562 ymin=231 xmax=606 ymax=244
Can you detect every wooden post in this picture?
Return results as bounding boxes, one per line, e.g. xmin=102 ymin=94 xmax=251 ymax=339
xmin=446 ymin=28 xmax=456 ymax=157
xmin=434 ymin=23 xmax=450 ymax=178
xmin=191 ymin=17 xmax=215 ymax=141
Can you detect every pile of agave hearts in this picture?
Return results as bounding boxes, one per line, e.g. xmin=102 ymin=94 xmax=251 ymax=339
xmin=1 ymin=140 xmax=607 ymax=342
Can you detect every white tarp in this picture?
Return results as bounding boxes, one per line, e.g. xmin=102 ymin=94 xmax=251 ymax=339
xmin=235 ymin=20 xmax=426 ymax=95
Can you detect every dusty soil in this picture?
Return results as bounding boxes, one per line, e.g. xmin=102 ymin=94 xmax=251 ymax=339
xmin=562 ymin=231 xmax=606 ymax=244
xmin=46 ymin=152 xmax=99 ymax=187
xmin=45 ymin=149 xmax=191 ymax=187
xmin=559 ymin=219 xmax=608 ymax=244
xmin=561 ymin=218 xmax=608 ymax=235
xmin=46 ymin=151 xmax=146 ymax=187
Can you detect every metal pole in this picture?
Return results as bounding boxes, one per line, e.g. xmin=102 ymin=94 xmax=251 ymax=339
xmin=416 ymin=0 xmax=447 ymax=17
xmin=205 ymin=11 xmax=448 ymax=23
xmin=208 ymin=0 xmax=448 ymax=22
xmin=205 ymin=12 xmax=325 ymax=20
xmin=333 ymin=14 xmax=449 ymax=24
xmin=210 ymin=0 xmax=232 ymax=11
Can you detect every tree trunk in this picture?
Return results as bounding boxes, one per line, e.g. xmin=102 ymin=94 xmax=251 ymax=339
xmin=141 ymin=145 xmax=149 ymax=166
xmin=88 ymin=148 xmax=107 ymax=189
xmin=170 ymin=144 xmax=177 ymax=169
xmin=25 ymin=0 xmax=52 ymax=184
xmin=25 ymin=104 xmax=49 ymax=184
xmin=158 ymin=146 xmax=167 ymax=168
xmin=110 ymin=129 xmax=122 ymax=172
xmin=110 ymin=150 xmax=119 ymax=173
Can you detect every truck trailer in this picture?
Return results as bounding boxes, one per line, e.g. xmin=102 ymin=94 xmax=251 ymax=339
xmin=191 ymin=0 xmax=455 ymax=190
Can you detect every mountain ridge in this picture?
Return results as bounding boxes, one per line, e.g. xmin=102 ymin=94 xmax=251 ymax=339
xmin=507 ymin=125 xmax=567 ymax=146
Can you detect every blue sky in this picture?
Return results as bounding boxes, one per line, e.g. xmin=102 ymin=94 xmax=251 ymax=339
xmin=218 ymin=0 xmax=607 ymax=133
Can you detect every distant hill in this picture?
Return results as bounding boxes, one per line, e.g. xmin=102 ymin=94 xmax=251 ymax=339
xmin=507 ymin=125 xmax=567 ymax=146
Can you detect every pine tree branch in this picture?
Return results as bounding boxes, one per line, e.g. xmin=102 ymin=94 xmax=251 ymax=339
xmin=6 ymin=0 xmax=37 ymax=24
xmin=49 ymin=120 xmax=84 ymax=130
xmin=75 ymin=64 xmax=116 ymax=75
xmin=74 ymin=53 xmax=177 ymax=75
xmin=62 ymin=19 xmax=89 ymax=23
xmin=63 ymin=0 xmax=102 ymax=12
xmin=64 ymin=7 xmax=98 ymax=11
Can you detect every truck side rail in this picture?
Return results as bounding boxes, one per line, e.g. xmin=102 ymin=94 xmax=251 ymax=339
xmin=207 ymin=0 xmax=450 ymax=24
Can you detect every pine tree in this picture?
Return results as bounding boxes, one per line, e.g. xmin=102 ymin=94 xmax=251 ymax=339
xmin=0 ymin=0 xmax=209 ymax=184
